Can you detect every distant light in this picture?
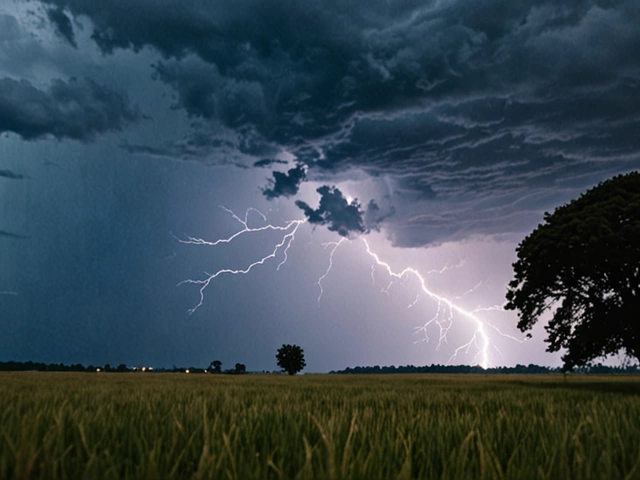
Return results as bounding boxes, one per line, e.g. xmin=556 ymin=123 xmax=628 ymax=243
xmin=148 ymin=367 xmax=153 ymax=371
xmin=185 ymin=369 xmax=190 ymax=374
xmin=204 ymin=369 xmax=208 ymax=374
xmin=96 ymin=368 xmax=101 ymax=372
xmin=141 ymin=366 xmax=146 ymax=372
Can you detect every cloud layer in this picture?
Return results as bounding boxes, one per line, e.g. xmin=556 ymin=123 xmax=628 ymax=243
xmin=22 ymin=0 xmax=640 ymax=244
xmin=0 ymin=77 xmax=141 ymax=141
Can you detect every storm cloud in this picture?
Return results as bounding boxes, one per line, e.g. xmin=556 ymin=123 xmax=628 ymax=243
xmin=0 ymin=169 xmax=25 ymax=180
xmin=33 ymin=0 xmax=640 ymax=244
xmin=296 ymin=186 xmax=367 ymax=238
xmin=0 ymin=77 xmax=141 ymax=141
xmin=263 ymin=165 xmax=307 ymax=199
xmin=253 ymin=159 xmax=288 ymax=168
xmin=46 ymin=7 xmax=76 ymax=48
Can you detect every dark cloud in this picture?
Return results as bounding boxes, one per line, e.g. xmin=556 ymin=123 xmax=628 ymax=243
xmin=363 ymin=200 xmax=396 ymax=232
xmin=0 ymin=77 xmax=141 ymax=141
xmin=46 ymin=7 xmax=76 ymax=47
xmin=253 ymin=159 xmax=288 ymax=168
xmin=0 ymin=169 xmax=25 ymax=180
xmin=120 ymin=126 xmax=284 ymax=168
xmin=39 ymin=0 xmax=640 ymax=245
xmin=121 ymin=133 xmax=238 ymax=163
xmin=0 ymin=229 xmax=29 ymax=239
xmin=263 ymin=165 xmax=306 ymax=199
xmin=295 ymin=186 xmax=366 ymax=238
xmin=153 ymin=58 xmax=268 ymax=129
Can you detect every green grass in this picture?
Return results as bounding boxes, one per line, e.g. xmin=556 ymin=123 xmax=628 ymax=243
xmin=1 ymin=373 xmax=640 ymax=479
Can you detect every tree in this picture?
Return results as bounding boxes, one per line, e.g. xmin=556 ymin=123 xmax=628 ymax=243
xmin=276 ymin=344 xmax=306 ymax=375
xmin=505 ymin=172 xmax=640 ymax=370
xmin=234 ymin=363 xmax=246 ymax=374
xmin=209 ymin=360 xmax=222 ymax=373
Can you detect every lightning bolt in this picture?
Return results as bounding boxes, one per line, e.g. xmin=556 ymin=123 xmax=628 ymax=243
xmin=178 ymin=207 xmax=524 ymax=367
xmin=359 ymin=238 xmax=498 ymax=367
xmin=315 ymin=238 xmax=347 ymax=304
xmin=176 ymin=206 xmax=305 ymax=314
xmin=425 ymin=259 xmax=465 ymax=275
xmin=455 ymin=281 xmax=483 ymax=299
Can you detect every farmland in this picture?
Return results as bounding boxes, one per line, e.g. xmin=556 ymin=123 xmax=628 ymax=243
xmin=1 ymin=373 xmax=639 ymax=479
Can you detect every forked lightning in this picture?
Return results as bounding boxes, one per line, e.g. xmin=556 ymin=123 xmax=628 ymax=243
xmin=178 ymin=207 xmax=523 ymax=367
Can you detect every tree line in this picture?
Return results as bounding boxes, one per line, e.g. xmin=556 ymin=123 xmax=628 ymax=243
xmin=0 ymin=361 xmax=247 ymax=374
xmin=331 ymin=363 xmax=640 ymax=375
xmin=0 ymin=344 xmax=308 ymax=375
xmin=3 ymin=359 xmax=637 ymax=374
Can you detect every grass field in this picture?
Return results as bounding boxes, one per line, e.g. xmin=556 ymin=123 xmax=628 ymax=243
xmin=1 ymin=373 xmax=640 ymax=479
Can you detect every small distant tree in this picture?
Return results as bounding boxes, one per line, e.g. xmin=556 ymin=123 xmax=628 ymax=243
xmin=276 ymin=344 xmax=306 ymax=375
xmin=234 ymin=363 xmax=246 ymax=374
xmin=210 ymin=360 xmax=222 ymax=373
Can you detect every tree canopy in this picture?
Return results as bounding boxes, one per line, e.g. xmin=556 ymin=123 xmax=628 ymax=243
xmin=505 ymin=171 xmax=640 ymax=370
xmin=276 ymin=344 xmax=306 ymax=375
xmin=209 ymin=360 xmax=222 ymax=373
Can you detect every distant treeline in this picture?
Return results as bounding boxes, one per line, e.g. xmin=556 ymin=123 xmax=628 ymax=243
xmin=331 ymin=363 xmax=640 ymax=374
xmin=0 ymin=361 xmax=91 ymax=372
xmin=2 ymin=360 xmax=639 ymax=374
xmin=0 ymin=361 xmax=245 ymax=374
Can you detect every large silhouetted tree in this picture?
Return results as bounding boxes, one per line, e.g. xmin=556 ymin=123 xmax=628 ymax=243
xmin=506 ymin=172 xmax=640 ymax=370
xmin=276 ymin=344 xmax=306 ymax=375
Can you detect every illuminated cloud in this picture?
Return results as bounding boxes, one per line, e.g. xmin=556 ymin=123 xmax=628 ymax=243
xmin=296 ymin=186 xmax=366 ymax=238
xmin=364 ymin=200 xmax=396 ymax=232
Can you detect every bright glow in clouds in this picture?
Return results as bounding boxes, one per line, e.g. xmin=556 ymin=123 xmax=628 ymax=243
xmin=178 ymin=207 xmax=526 ymax=368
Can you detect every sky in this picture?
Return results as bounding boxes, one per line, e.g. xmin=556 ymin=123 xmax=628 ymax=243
xmin=1 ymin=0 xmax=639 ymax=372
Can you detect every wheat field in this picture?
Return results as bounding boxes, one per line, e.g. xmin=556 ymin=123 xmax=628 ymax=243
xmin=1 ymin=372 xmax=639 ymax=479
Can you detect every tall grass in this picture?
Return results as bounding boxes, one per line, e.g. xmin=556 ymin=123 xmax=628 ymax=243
xmin=1 ymin=373 xmax=639 ymax=479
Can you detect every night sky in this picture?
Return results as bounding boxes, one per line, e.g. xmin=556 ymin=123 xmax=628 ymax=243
xmin=1 ymin=0 xmax=639 ymax=372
